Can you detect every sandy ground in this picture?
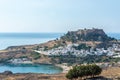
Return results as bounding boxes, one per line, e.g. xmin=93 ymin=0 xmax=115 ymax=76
xmin=0 ymin=67 xmax=120 ymax=80
xmin=100 ymin=67 xmax=120 ymax=79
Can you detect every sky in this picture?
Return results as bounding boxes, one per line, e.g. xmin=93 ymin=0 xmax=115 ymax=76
xmin=0 ymin=0 xmax=120 ymax=33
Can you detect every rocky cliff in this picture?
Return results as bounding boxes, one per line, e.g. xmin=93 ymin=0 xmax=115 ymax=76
xmin=61 ymin=28 xmax=115 ymax=43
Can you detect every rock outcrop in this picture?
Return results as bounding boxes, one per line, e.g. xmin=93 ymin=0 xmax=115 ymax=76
xmin=61 ymin=28 xmax=115 ymax=42
xmin=2 ymin=71 xmax=13 ymax=75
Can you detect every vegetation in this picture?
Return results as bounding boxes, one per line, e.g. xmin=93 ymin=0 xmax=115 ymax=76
xmin=44 ymin=46 xmax=49 ymax=51
xmin=19 ymin=56 xmax=28 ymax=58
xmin=61 ymin=29 xmax=116 ymax=43
xmin=72 ymin=44 xmax=91 ymax=50
xmin=30 ymin=51 xmax=41 ymax=60
xmin=50 ymin=54 xmax=120 ymax=65
xmin=50 ymin=43 xmax=65 ymax=49
xmin=66 ymin=64 xmax=102 ymax=80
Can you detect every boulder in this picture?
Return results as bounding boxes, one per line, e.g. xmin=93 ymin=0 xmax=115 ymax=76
xmin=3 ymin=71 xmax=13 ymax=75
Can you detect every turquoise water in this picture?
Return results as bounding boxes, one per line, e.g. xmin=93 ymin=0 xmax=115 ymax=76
xmin=0 ymin=64 xmax=62 ymax=74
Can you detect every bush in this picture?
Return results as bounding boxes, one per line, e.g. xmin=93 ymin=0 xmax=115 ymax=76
xmin=31 ymin=52 xmax=41 ymax=60
xmin=66 ymin=64 xmax=102 ymax=80
xmin=72 ymin=44 xmax=91 ymax=50
xmin=66 ymin=66 xmax=79 ymax=79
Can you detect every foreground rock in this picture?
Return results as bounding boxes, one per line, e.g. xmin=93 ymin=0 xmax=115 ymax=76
xmin=2 ymin=71 xmax=13 ymax=75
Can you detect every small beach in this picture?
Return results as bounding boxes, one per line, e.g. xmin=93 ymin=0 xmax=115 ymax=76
xmin=55 ymin=64 xmax=72 ymax=73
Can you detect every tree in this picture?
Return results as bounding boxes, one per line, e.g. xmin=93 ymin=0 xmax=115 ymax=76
xmin=66 ymin=64 xmax=102 ymax=80
xmin=66 ymin=66 xmax=79 ymax=80
xmin=66 ymin=69 xmax=74 ymax=80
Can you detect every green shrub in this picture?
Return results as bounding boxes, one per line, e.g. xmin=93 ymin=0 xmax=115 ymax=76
xmin=31 ymin=52 xmax=41 ymax=60
xmin=66 ymin=66 xmax=79 ymax=79
xmin=66 ymin=64 xmax=102 ymax=80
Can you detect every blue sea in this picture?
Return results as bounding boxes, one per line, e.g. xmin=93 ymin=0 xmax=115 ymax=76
xmin=107 ymin=33 xmax=120 ymax=40
xmin=0 ymin=33 xmax=63 ymax=50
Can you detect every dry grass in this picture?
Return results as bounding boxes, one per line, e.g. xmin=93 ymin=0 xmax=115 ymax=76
xmin=101 ymin=67 xmax=120 ymax=79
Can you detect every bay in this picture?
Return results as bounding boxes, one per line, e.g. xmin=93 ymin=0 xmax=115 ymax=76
xmin=0 ymin=64 xmax=62 ymax=74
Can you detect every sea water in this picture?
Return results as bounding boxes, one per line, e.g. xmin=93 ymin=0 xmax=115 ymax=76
xmin=107 ymin=33 xmax=120 ymax=40
xmin=0 ymin=33 xmax=63 ymax=50
xmin=0 ymin=64 xmax=62 ymax=74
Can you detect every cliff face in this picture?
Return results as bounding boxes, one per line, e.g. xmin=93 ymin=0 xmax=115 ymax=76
xmin=61 ymin=28 xmax=115 ymax=43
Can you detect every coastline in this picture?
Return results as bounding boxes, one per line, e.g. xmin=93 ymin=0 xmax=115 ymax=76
xmin=55 ymin=64 xmax=72 ymax=73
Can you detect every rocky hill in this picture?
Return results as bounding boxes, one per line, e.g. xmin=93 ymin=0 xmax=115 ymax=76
xmin=61 ymin=28 xmax=115 ymax=43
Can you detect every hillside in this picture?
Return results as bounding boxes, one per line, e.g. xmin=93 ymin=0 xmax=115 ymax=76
xmin=32 ymin=28 xmax=117 ymax=50
xmin=61 ymin=28 xmax=115 ymax=42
